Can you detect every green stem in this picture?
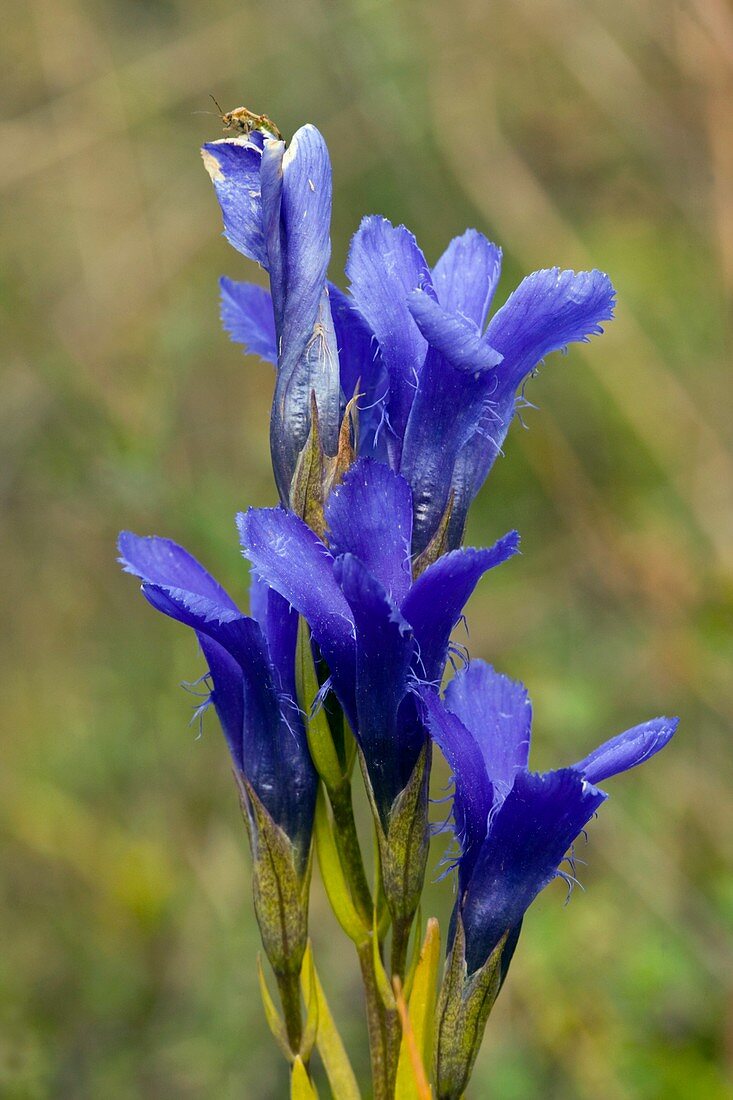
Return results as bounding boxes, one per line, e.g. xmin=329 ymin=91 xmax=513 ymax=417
xmin=390 ymin=915 xmax=412 ymax=984
xmin=357 ymin=941 xmax=394 ymax=1100
xmin=329 ymin=783 xmax=373 ymax=926
xmin=275 ymin=967 xmax=303 ymax=1054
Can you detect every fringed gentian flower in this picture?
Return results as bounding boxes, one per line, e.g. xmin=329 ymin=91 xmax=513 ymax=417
xmin=238 ymin=458 xmax=519 ymax=932
xmin=117 ymin=114 xmax=671 ymax=1096
xmin=117 ymin=532 xmax=316 ymax=1040
xmin=203 ymin=126 xmax=342 ymax=503
xmin=420 ymin=660 xmax=678 ymax=1098
xmin=204 ymin=130 xmax=615 ymax=559
xmin=238 ymin=458 xmax=518 ymax=816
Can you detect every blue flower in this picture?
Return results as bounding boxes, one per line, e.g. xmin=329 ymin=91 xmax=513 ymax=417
xmin=211 ymin=131 xmax=615 ymax=555
xmin=202 ymin=126 xmax=342 ymax=502
xmin=420 ymin=660 xmax=678 ymax=975
xmin=237 ymin=458 xmax=519 ymax=821
xmin=347 ymin=220 xmax=616 ymax=552
xmin=117 ymin=531 xmax=317 ymax=875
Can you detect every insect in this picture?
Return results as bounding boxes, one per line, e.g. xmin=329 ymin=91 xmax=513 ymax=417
xmin=209 ymin=96 xmax=283 ymax=140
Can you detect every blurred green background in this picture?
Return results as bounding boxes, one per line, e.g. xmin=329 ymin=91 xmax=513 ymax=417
xmin=2 ymin=0 xmax=732 ymax=1096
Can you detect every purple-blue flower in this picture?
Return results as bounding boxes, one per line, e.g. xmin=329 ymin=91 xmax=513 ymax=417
xmin=203 ymin=127 xmax=341 ymax=503
xmin=117 ymin=531 xmax=316 ymax=874
xmin=420 ymin=660 xmax=678 ymax=975
xmin=204 ymin=127 xmax=616 ymax=556
xmin=237 ymin=458 xmax=519 ymax=820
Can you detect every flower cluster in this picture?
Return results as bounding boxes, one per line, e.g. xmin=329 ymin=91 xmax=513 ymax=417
xmin=120 ymin=121 xmax=677 ymax=1098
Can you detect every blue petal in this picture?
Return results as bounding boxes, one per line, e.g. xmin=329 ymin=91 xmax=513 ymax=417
xmin=445 ymin=401 xmax=515 ymax=548
xmin=197 ymin=636 xmax=246 ymax=768
xmin=486 ymin=267 xmax=616 ymax=397
xmin=406 ymin=291 xmax=503 ymax=373
xmin=237 ymin=507 xmax=356 ymax=717
xmin=573 ymin=716 xmax=679 ymax=786
xmin=401 ymin=532 xmax=520 ymax=681
xmin=325 ymin=459 xmax=413 ymax=606
xmin=118 ymin=532 xmax=247 ymax=764
xmin=334 ymin=554 xmax=417 ymax=817
xmin=400 ymin=292 xmax=503 ymax=552
xmin=418 ymin=687 xmax=493 ymax=885
xmin=201 ymin=138 xmax=267 ymax=266
xmin=118 ymin=534 xmax=317 ymax=863
xmin=219 ymin=278 xmax=277 ymax=364
xmin=346 ymin=217 xmax=434 ymax=450
xmin=461 ymin=768 xmax=607 ymax=974
xmin=328 ymin=283 xmax=389 ymax=460
xmin=263 ymin=127 xmax=341 ymax=497
xmin=118 ymin=531 xmax=240 ymax=612
xmin=431 ymin=230 xmax=503 ymax=328
xmin=445 ymin=268 xmax=616 ymax=547
xmin=249 ymin=574 xmax=300 ymax=701
xmin=444 ymin=661 xmax=531 ymax=806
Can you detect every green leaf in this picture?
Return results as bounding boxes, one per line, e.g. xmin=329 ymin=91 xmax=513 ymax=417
xmin=301 ymin=942 xmax=362 ymax=1100
xmin=314 ymin=788 xmax=370 ymax=946
xmin=396 ymin=918 xmax=441 ymax=1098
xmin=257 ymin=955 xmax=295 ymax=1063
xmin=291 ymin=1055 xmax=319 ymax=1099
xmin=296 ymin=619 xmax=344 ymax=794
xmin=299 ymin=944 xmax=320 ymax=1063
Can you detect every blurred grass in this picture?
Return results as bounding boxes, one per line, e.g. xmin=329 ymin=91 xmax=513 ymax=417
xmin=1 ymin=0 xmax=732 ymax=1096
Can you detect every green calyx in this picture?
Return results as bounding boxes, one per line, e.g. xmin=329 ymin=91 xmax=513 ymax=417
xmin=289 ymin=391 xmax=359 ymax=540
xmin=434 ymin=917 xmax=508 ymax=1100
xmin=365 ymin=743 xmax=431 ymax=974
xmin=237 ymin=775 xmax=311 ymax=1048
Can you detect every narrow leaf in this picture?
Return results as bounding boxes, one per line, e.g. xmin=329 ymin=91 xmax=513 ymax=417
xmin=299 ymin=945 xmax=320 ymax=1062
xmin=396 ymin=918 xmax=441 ymax=1097
xmin=291 ymin=1055 xmax=319 ymax=1099
xmin=314 ymin=788 xmax=370 ymax=946
xmin=301 ymin=942 xmax=362 ymax=1100
xmin=393 ymin=976 xmax=432 ymax=1100
xmin=296 ymin=619 xmax=344 ymax=793
xmin=257 ymin=955 xmax=295 ymax=1063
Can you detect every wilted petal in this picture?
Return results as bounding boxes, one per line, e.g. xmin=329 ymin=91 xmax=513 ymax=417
xmin=573 ymin=716 xmax=679 ymax=786
xmin=431 ymin=230 xmax=503 ymax=328
xmin=325 ymin=459 xmax=413 ymax=606
xmin=219 ymin=278 xmax=277 ymax=364
xmin=445 ymin=661 xmax=531 ymax=805
xmin=461 ymin=769 xmax=607 ymax=974
xmin=401 ymin=532 xmax=520 ymax=681
xmin=346 ymin=216 xmax=434 ymax=448
xmin=201 ymin=137 xmax=268 ymax=266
